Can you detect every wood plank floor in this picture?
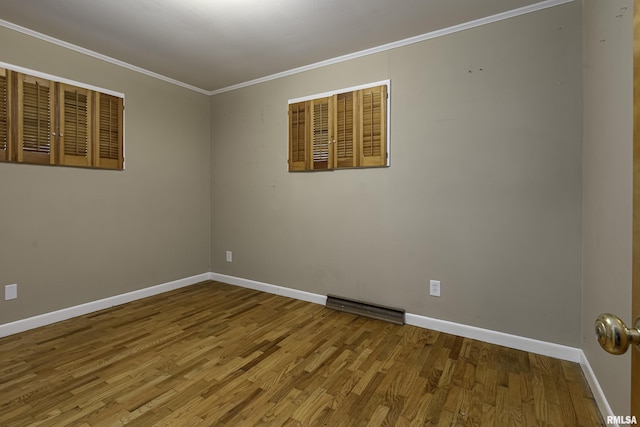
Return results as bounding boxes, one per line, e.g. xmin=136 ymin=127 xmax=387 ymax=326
xmin=0 ymin=281 xmax=603 ymax=426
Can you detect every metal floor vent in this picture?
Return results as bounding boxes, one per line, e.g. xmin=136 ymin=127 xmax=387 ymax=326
xmin=326 ymin=295 xmax=405 ymax=325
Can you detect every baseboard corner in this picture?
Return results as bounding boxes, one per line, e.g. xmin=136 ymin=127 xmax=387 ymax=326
xmin=0 ymin=272 xmax=211 ymax=338
xmin=578 ymin=350 xmax=616 ymax=425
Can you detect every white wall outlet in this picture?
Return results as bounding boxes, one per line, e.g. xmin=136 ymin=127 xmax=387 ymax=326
xmin=5 ymin=284 xmax=17 ymax=300
xmin=226 ymin=251 xmax=233 ymax=262
xmin=429 ymin=280 xmax=441 ymax=297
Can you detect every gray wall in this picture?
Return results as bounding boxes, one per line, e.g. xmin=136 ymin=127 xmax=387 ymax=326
xmin=0 ymin=0 xmax=633 ymax=415
xmin=0 ymin=26 xmax=212 ymax=324
xmin=211 ymin=2 xmax=584 ymax=346
xmin=582 ymin=0 xmax=633 ymax=416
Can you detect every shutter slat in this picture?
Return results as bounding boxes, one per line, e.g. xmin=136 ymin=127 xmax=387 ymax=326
xmin=288 ymin=101 xmax=309 ymax=171
xmin=335 ymin=92 xmax=355 ymax=167
xmin=100 ymin=95 xmax=119 ymax=159
xmin=360 ymin=85 xmax=387 ymax=166
xmin=291 ymin=103 xmax=305 ymax=162
xmin=96 ymin=93 xmax=124 ymax=169
xmin=0 ymin=70 xmax=9 ymax=154
xmin=21 ymin=80 xmax=51 ymax=155
xmin=312 ymin=98 xmax=330 ymax=170
xmin=0 ymin=70 xmax=6 ymax=160
xmin=63 ymin=87 xmax=89 ymax=158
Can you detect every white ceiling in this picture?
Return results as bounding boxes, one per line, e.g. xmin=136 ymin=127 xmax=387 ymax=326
xmin=0 ymin=0 xmax=568 ymax=94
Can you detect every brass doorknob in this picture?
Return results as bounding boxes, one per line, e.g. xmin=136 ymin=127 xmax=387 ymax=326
xmin=595 ymin=313 xmax=640 ymax=355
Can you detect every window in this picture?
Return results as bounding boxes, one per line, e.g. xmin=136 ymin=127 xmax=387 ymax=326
xmin=0 ymin=68 xmax=8 ymax=163
xmin=288 ymin=82 xmax=388 ymax=171
xmin=0 ymin=64 xmax=124 ymax=170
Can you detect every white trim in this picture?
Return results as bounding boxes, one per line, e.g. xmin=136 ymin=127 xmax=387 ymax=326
xmin=211 ymin=272 xmax=583 ymax=362
xmin=0 ymin=273 xmax=210 ymax=338
xmin=0 ymin=269 xmax=614 ymax=423
xmin=214 ymin=273 xmax=614 ymax=419
xmin=579 ymin=352 xmax=617 ymax=426
xmin=0 ymin=19 xmax=209 ymax=96
xmin=287 ymin=79 xmax=392 ymax=168
xmin=0 ymin=1 xmax=573 ymax=96
xmin=404 ymin=313 xmax=583 ymax=362
xmin=0 ymin=60 xmax=125 ymax=99
xmin=0 ymin=59 xmax=128 ymax=170
xmin=288 ymin=80 xmax=391 ymax=104
xmin=209 ymin=0 xmax=574 ymax=95
xmin=209 ymin=273 xmax=327 ymax=305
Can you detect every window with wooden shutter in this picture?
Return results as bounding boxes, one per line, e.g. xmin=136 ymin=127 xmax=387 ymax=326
xmin=95 ymin=93 xmax=124 ymax=170
xmin=288 ymin=101 xmax=308 ymax=171
xmin=288 ymin=81 xmax=388 ymax=172
xmin=335 ymin=91 xmax=356 ymax=168
xmin=0 ymin=68 xmax=8 ymax=162
xmin=360 ymin=85 xmax=387 ymax=167
xmin=0 ymin=62 xmax=124 ymax=170
xmin=311 ymin=97 xmax=332 ymax=170
xmin=18 ymin=74 xmax=55 ymax=165
xmin=60 ymin=84 xmax=91 ymax=167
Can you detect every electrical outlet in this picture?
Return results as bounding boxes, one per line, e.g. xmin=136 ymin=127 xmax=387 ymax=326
xmin=5 ymin=284 xmax=17 ymax=300
xmin=226 ymin=251 xmax=232 ymax=262
xmin=429 ymin=280 xmax=441 ymax=297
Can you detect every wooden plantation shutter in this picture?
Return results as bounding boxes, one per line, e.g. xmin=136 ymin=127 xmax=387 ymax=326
xmin=59 ymin=84 xmax=91 ymax=167
xmin=95 ymin=93 xmax=124 ymax=170
xmin=0 ymin=68 xmax=8 ymax=162
xmin=18 ymin=74 xmax=55 ymax=165
xmin=360 ymin=85 xmax=387 ymax=167
xmin=334 ymin=91 xmax=356 ymax=168
xmin=288 ymin=82 xmax=388 ymax=172
xmin=0 ymin=65 xmax=124 ymax=170
xmin=311 ymin=97 xmax=332 ymax=170
xmin=288 ymin=101 xmax=308 ymax=171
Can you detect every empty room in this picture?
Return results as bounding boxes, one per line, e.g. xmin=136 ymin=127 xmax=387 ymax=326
xmin=0 ymin=0 xmax=636 ymax=425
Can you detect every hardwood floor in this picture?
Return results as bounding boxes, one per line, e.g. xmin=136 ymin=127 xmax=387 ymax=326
xmin=0 ymin=281 xmax=603 ymax=426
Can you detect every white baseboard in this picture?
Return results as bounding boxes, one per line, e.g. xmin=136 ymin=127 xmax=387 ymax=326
xmin=210 ymin=273 xmax=613 ymax=423
xmin=404 ymin=313 xmax=619 ymax=422
xmin=0 ymin=273 xmax=210 ymax=338
xmin=209 ymin=273 xmax=327 ymax=305
xmin=0 ymin=272 xmax=581 ymax=361
xmin=579 ymin=352 xmax=617 ymax=426
xmin=210 ymin=273 xmax=583 ymax=362
xmin=0 ymin=271 xmax=613 ymax=423
xmin=404 ymin=313 xmax=583 ymax=363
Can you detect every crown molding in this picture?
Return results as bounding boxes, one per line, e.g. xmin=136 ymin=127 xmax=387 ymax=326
xmin=0 ymin=18 xmax=210 ymax=95
xmin=208 ymin=0 xmax=575 ymax=95
xmin=0 ymin=0 xmax=574 ymax=96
